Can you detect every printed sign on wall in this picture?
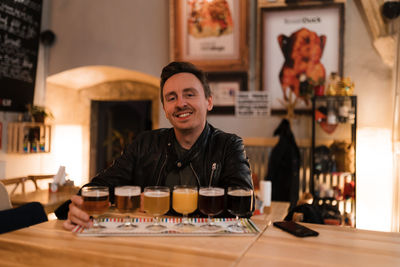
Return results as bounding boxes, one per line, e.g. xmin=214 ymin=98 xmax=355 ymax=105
xmin=236 ymin=91 xmax=269 ymax=117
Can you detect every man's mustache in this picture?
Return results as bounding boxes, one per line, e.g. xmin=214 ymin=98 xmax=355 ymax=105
xmin=174 ymin=107 xmax=192 ymax=112
xmin=173 ymin=107 xmax=193 ymax=115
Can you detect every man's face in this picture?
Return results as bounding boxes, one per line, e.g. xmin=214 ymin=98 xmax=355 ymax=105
xmin=162 ymin=72 xmax=213 ymax=135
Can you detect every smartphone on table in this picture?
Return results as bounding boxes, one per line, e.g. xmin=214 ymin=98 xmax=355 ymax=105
xmin=273 ymin=221 xmax=319 ymax=238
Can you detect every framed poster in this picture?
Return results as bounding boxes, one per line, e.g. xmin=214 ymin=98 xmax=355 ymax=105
xmin=260 ymin=3 xmax=344 ymax=113
xmin=207 ymin=71 xmax=247 ymax=115
xmin=170 ymin=0 xmax=249 ymax=71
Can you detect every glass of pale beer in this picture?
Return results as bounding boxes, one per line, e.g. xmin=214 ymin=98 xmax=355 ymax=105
xmin=81 ymin=186 xmax=110 ymax=230
xmin=115 ymin=186 xmax=141 ymax=229
xmin=227 ymin=186 xmax=253 ymax=232
xmin=172 ymin=185 xmax=198 ymax=229
xmin=143 ymin=186 xmax=170 ymax=231
xmin=198 ymin=187 xmax=225 ymax=231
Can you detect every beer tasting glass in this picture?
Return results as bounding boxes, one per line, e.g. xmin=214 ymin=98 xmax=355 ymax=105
xmin=172 ymin=185 xmax=198 ymax=229
xmin=81 ymin=186 xmax=110 ymax=231
xmin=198 ymin=187 xmax=224 ymax=231
xmin=143 ymin=186 xmax=170 ymax=231
xmin=227 ymin=186 xmax=253 ymax=232
xmin=115 ymin=186 xmax=141 ymax=229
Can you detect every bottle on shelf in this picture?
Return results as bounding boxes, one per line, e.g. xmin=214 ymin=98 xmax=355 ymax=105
xmin=30 ymin=139 xmax=38 ymax=153
xmin=23 ymin=135 xmax=30 ymax=153
xmin=326 ymin=100 xmax=337 ymax=125
xmin=338 ymin=100 xmax=350 ymax=123
xmin=348 ymin=106 xmax=356 ymax=124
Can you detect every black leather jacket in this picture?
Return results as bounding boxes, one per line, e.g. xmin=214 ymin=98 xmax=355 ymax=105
xmin=91 ymin=122 xmax=252 ymax=195
xmin=55 ymin=122 xmax=253 ymax=219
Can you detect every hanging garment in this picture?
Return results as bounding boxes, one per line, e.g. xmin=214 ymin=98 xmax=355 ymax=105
xmin=265 ymin=119 xmax=300 ymax=209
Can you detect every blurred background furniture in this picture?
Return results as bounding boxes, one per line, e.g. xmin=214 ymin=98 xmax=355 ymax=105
xmin=244 ymin=133 xmax=356 ymax=227
xmin=1 ymin=175 xmax=79 ymax=214
xmin=311 ymin=96 xmax=357 ymax=226
xmin=10 ymin=186 xmax=79 ymax=215
xmin=1 ymin=176 xmax=32 ymax=196
xmin=1 ymin=175 xmax=56 ymax=196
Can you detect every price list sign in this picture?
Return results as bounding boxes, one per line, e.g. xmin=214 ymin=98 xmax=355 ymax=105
xmin=236 ymin=91 xmax=270 ymax=117
xmin=0 ymin=0 xmax=42 ymax=111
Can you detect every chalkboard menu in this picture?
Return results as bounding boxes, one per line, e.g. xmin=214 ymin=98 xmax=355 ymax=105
xmin=0 ymin=0 xmax=42 ymax=112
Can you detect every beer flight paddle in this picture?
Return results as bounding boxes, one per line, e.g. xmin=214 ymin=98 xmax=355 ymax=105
xmin=81 ymin=185 xmax=254 ymax=233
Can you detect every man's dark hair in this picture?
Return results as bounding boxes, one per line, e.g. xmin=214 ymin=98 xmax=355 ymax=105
xmin=160 ymin=61 xmax=211 ymax=105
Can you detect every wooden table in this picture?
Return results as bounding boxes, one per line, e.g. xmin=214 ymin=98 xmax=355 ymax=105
xmin=238 ymin=222 xmax=400 ymax=267
xmin=0 ymin=202 xmax=399 ymax=266
xmin=10 ymin=186 xmax=79 ymax=214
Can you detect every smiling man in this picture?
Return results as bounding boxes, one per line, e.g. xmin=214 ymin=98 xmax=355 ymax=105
xmin=58 ymin=61 xmax=253 ymax=230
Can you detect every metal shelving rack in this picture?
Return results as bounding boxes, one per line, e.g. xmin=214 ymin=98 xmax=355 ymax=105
xmin=311 ymin=95 xmax=357 ymax=226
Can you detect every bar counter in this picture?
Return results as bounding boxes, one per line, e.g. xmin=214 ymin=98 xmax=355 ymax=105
xmin=0 ymin=202 xmax=399 ymax=266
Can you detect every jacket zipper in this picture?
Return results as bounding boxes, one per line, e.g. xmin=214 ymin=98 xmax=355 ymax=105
xmin=189 ymin=163 xmax=201 ymax=186
xmin=156 ymin=155 xmax=168 ymax=185
xmin=208 ymin=163 xmax=217 ymax=186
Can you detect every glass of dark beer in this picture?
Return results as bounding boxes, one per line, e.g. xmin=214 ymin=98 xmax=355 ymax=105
xmin=198 ymin=187 xmax=225 ymax=231
xmin=227 ymin=186 xmax=253 ymax=232
xmin=143 ymin=186 xmax=170 ymax=231
xmin=115 ymin=186 xmax=141 ymax=229
xmin=81 ymin=186 xmax=110 ymax=230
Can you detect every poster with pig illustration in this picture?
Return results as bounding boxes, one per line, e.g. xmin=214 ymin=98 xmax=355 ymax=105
xmin=261 ymin=4 xmax=344 ymax=112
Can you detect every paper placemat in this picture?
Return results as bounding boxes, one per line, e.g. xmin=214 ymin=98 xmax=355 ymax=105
xmin=73 ymin=217 xmax=260 ymax=236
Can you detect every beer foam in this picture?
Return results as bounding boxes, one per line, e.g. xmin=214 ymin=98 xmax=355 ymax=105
xmin=173 ymin=188 xmax=197 ymax=194
xmin=227 ymin=189 xmax=253 ymax=196
xmin=115 ymin=186 xmax=141 ymax=196
xmin=82 ymin=190 xmax=109 ymax=197
xmin=199 ymin=188 xmax=224 ymax=196
xmin=144 ymin=191 xmax=169 ymax=197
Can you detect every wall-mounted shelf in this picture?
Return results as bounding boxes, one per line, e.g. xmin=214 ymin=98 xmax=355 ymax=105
xmin=7 ymin=122 xmax=51 ymax=153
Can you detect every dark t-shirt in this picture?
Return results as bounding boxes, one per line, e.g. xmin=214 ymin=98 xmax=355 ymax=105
xmin=164 ymin=139 xmax=198 ymax=188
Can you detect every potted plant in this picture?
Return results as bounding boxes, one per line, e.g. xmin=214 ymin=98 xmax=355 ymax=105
xmin=27 ymin=104 xmax=54 ymax=123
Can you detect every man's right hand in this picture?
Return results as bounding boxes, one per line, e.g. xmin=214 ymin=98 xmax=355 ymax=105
xmin=63 ymin=195 xmax=92 ymax=231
